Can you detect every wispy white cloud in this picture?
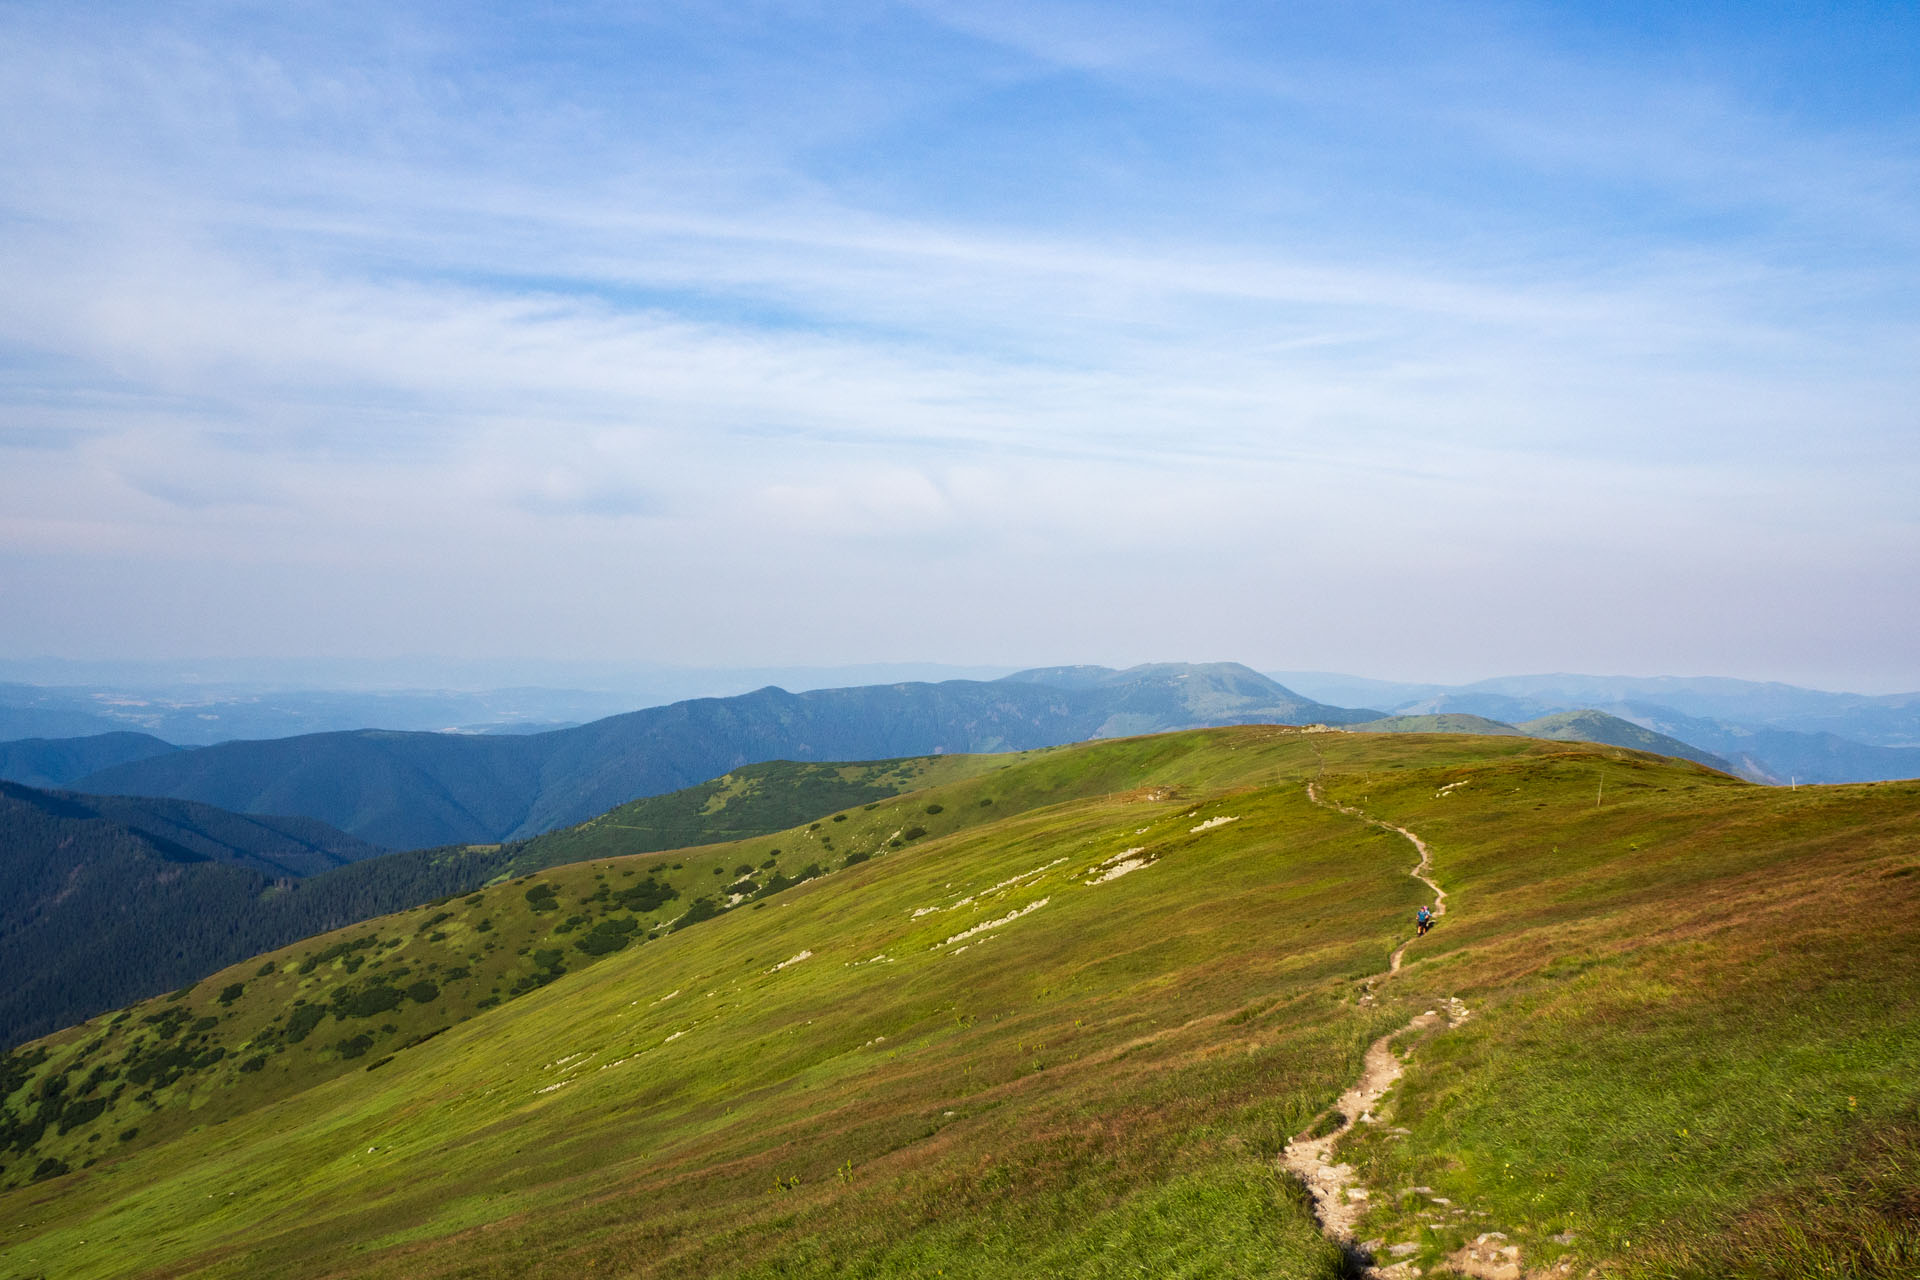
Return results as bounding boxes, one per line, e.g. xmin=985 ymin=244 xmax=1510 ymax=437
xmin=0 ymin=2 xmax=1914 ymax=684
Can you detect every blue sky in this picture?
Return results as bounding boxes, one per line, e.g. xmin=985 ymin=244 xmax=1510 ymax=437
xmin=1 ymin=1 xmax=1915 ymax=689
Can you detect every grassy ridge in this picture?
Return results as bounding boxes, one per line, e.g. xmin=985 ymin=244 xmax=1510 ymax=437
xmin=3 ymin=728 xmax=1918 ymax=1278
xmin=1315 ymin=743 xmax=1920 ymax=1274
xmin=1 ymin=728 xmax=1403 ymax=1278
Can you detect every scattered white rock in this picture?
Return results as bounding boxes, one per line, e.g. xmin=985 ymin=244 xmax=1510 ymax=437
xmin=942 ymin=898 xmax=1049 ymax=947
xmin=1085 ymin=848 xmax=1150 ymax=885
xmin=1189 ymin=815 xmax=1239 ymax=833
xmin=769 ymin=950 xmax=813 ymax=972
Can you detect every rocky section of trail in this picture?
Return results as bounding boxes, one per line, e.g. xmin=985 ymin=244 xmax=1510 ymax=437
xmin=1279 ymin=1003 xmax=1469 ymax=1256
xmin=1287 ymin=782 xmax=1555 ymax=1279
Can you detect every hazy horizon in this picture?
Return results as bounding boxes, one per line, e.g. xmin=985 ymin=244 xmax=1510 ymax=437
xmin=3 ymin=4 xmax=1915 ymax=692
xmin=2 ymin=655 xmax=1916 ymax=701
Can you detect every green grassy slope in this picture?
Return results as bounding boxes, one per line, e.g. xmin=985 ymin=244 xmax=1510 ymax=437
xmin=1354 ymin=709 xmax=1734 ymax=775
xmin=0 ymin=750 xmax=1056 ymax=1188
xmin=1515 ymin=708 xmax=1734 ymax=773
xmin=511 ymin=753 xmax=1005 ymax=871
xmin=0 ymin=755 xmax=992 ymax=1055
xmin=4 ymin=728 xmax=1917 ymax=1280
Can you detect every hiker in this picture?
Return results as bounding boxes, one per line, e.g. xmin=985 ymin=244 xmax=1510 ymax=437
xmin=1415 ymin=905 xmax=1434 ymax=936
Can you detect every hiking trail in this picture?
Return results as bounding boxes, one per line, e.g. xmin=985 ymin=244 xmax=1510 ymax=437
xmin=1283 ymin=781 xmax=1541 ymax=1279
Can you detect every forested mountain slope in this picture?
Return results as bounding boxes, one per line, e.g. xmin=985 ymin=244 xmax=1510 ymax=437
xmin=0 ymin=733 xmax=179 ymax=789
xmin=0 ymin=783 xmax=378 ymax=1048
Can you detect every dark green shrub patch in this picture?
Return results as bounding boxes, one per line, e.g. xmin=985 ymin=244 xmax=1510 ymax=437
xmin=141 ymin=1007 xmax=192 ymax=1039
xmin=672 ymin=898 xmax=722 ymax=932
xmin=404 ymin=981 xmax=441 ymax=1004
xmin=334 ymin=1035 xmax=373 ymax=1060
xmin=283 ymin=1005 xmax=327 ymax=1044
xmin=57 ymin=1097 xmax=106 ymax=1135
xmin=613 ymin=877 xmax=677 ymax=912
xmin=574 ymin=917 xmax=639 ymax=956
xmin=298 ymin=935 xmax=376 ymax=975
xmin=330 ymin=983 xmax=404 ymax=1020
xmin=1 ymin=1047 xmax=50 ymax=1100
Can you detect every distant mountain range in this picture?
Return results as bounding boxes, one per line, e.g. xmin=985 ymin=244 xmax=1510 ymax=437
xmin=5 ymin=663 xmax=1918 ymax=852
xmin=1274 ymin=671 xmax=1920 ymax=784
xmin=26 ymin=665 xmax=1365 ymax=849
xmin=9 ymin=662 xmax=1915 ymax=789
xmin=0 ymin=662 xmax=1022 ymax=745
xmin=0 ymin=731 xmax=181 ymax=788
xmin=1348 ymin=710 xmax=1733 ymax=773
